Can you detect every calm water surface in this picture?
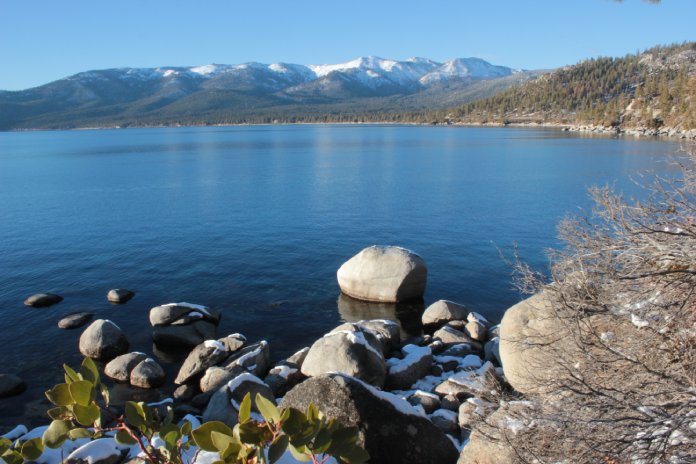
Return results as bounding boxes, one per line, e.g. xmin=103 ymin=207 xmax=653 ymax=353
xmin=0 ymin=125 xmax=680 ymax=428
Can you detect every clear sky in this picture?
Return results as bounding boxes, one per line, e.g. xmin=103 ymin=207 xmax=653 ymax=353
xmin=1 ymin=0 xmax=694 ymax=90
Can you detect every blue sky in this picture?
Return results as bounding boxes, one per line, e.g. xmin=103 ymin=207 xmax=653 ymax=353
xmin=1 ymin=0 xmax=694 ymax=90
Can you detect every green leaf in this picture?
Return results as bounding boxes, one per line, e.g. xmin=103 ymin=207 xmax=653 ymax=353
xmin=0 ymin=438 xmax=11 ymax=455
xmin=238 ymin=422 xmax=264 ymax=445
xmin=180 ymin=420 xmax=192 ymax=436
xmin=306 ymin=403 xmax=319 ymax=422
xmin=220 ymin=441 xmax=241 ymax=461
xmin=0 ymin=450 xmax=24 ymax=464
xmin=63 ymin=364 xmax=81 ymax=383
xmin=280 ymin=408 xmax=306 ymax=436
xmin=115 ymin=430 xmax=137 ymax=445
xmin=328 ymin=426 xmax=361 ymax=456
xmin=288 ymin=444 xmax=311 ymax=462
xmin=69 ymin=380 xmax=95 ymax=407
xmin=68 ymin=428 xmax=92 ymax=440
xmin=45 ymin=383 xmax=73 ymax=406
xmin=210 ymin=431 xmax=234 ymax=453
xmin=191 ymin=421 xmax=234 ymax=452
xmin=100 ymin=384 xmax=110 ymax=407
xmin=20 ymin=437 xmax=44 ymax=461
xmin=73 ymin=403 xmax=100 ymax=426
xmin=42 ymin=420 xmax=72 ymax=449
xmin=268 ymin=435 xmax=289 ymax=464
xmin=312 ymin=427 xmax=332 ymax=455
xmin=79 ymin=358 xmax=100 ymax=385
xmin=47 ymin=406 xmax=69 ymax=420
xmin=125 ymin=402 xmax=146 ymax=427
xmin=255 ymin=394 xmax=280 ymax=424
xmin=238 ymin=393 xmax=251 ymax=424
xmin=339 ymin=445 xmax=370 ymax=464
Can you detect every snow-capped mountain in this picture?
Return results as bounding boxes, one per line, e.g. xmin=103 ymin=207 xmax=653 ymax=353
xmin=0 ymin=56 xmax=537 ymax=130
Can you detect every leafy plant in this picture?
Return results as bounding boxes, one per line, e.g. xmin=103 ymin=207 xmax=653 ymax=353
xmin=0 ymin=358 xmax=368 ymax=464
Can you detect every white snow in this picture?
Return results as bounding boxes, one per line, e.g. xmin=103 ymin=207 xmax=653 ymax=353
xmin=180 ymin=414 xmax=201 ymax=430
xmin=431 ymin=408 xmax=458 ymax=422
xmin=227 ymin=372 xmax=267 ymax=394
xmin=162 ymin=302 xmax=212 ymax=316
xmin=466 ymin=397 xmax=496 ymax=416
xmin=147 ymin=397 xmax=173 ymax=407
xmin=190 ymin=64 xmax=219 ymax=76
xmin=631 ymin=313 xmax=650 ymax=328
xmin=104 ymin=319 xmax=121 ymax=330
xmin=269 ymin=364 xmax=297 ymax=379
xmin=162 ymin=69 xmax=177 ymax=77
xmin=187 ymin=311 xmax=204 ymax=319
xmin=233 ymin=341 xmax=267 ymax=368
xmin=326 ymin=330 xmax=384 ymax=360
xmin=334 ymin=373 xmax=425 ymax=417
xmin=204 ymin=339 xmax=227 ymax=353
xmin=387 ymin=344 xmax=431 ymax=374
xmin=433 ymin=354 xmax=482 ymax=370
xmin=65 ymin=438 xmax=128 ymax=464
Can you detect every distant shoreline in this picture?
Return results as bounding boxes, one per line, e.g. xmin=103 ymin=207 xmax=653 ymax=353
xmin=4 ymin=121 xmax=695 ymax=140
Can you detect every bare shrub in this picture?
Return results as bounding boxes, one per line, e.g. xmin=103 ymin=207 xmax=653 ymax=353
xmin=499 ymin=147 xmax=696 ymax=463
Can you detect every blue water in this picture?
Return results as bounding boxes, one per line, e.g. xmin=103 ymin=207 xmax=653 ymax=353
xmin=0 ymin=125 xmax=680 ymax=427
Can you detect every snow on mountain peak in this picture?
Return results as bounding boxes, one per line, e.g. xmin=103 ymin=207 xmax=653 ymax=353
xmin=190 ymin=64 xmax=221 ymax=75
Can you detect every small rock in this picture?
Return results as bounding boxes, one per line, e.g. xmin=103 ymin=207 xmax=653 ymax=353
xmin=218 ymin=333 xmax=247 ymax=352
xmin=24 ymin=293 xmax=63 ymax=308
xmin=104 ymin=352 xmax=147 ymax=382
xmin=200 ymin=366 xmax=245 ymax=393
xmin=58 ymin=312 xmax=94 ymax=329
xmin=458 ymin=398 xmax=497 ymax=430
xmin=484 ymin=338 xmax=501 ymax=366
xmin=264 ymin=362 xmax=305 ymax=397
xmin=407 ymin=390 xmax=441 ymax=414
xmin=175 ymin=339 xmax=230 ymax=385
xmin=191 ymin=391 xmax=214 ymax=409
xmin=441 ymin=344 xmax=476 ymax=357
xmin=149 ymin=303 xmax=220 ymax=327
xmin=65 ymin=438 xmax=130 ymax=464
xmin=465 ymin=321 xmax=487 ymax=342
xmin=433 ymin=325 xmax=482 ymax=350
xmin=441 ymin=394 xmax=461 ymax=411
xmin=79 ymin=319 xmax=129 ymax=361
xmin=107 ymin=289 xmax=135 ymax=304
xmin=421 ymin=300 xmax=469 ymax=329
xmin=173 ymin=384 xmax=197 ymax=401
xmin=386 ymin=344 xmax=432 ymax=390
xmin=286 ymin=347 xmax=310 ymax=366
xmin=0 ymin=374 xmax=26 ymax=399
xmin=221 ymin=341 xmax=270 ymax=378
xmin=130 ymin=358 xmax=165 ymax=389
xmin=227 ymin=372 xmax=275 ymax=411
xmin=430 ymin=409 xmax=459 ymax=434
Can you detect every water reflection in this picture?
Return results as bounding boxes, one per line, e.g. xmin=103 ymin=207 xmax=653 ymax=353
xmin=336 ymin=293 xmax=425 ymax=339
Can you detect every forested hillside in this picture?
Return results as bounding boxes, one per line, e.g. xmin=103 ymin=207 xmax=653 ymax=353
xmin=434 ymin=43 xmax=696 ymax=131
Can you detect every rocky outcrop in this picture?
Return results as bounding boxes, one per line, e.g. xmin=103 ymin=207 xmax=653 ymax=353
xmin=337 ymin=246 xmax=427 ymax=302
xmin=0 ymin=374 xmax=26 ymax=398
xmin=79 ymin=319 xmax=129 ymax=361
xmin=281 ymin=373 xmax=459 ymax=464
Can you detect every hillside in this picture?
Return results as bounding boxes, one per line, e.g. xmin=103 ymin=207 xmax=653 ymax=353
xmin=0 ymin=57 xmax=537 ymax=130
xmin=435 ymin=43 xmax=696 ymax=132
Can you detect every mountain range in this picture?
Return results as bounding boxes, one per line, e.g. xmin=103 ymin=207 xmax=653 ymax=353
xmin=0 ymin=57 xmax=538 ymax=130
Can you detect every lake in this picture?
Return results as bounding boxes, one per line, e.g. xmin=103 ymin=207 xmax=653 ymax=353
xmin=0 ymin=124 xmax=680 ymax=428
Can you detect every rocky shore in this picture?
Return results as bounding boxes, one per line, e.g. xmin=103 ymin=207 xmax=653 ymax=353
xmin=1 ymin=246 xmax=540 ymax=464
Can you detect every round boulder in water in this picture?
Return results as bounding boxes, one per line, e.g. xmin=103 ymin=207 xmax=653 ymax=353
xmin=79 ymin=319 xmax=129 ymax=361
xmin=107 ymin=289 xmax=135 ymax=304
xmin=337 ymin=246 xmax=427 ymax=303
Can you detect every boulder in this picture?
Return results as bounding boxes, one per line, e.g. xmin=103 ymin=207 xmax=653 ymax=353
xmin=149 ymin=303 xmax=220 ymax=326
xmin=434 ymin=362 xmax=498 ymax=399
xmin=421 ymin=300 xmax=469 ymax=328
xmin=0 ymin=374 xmax=26 ymax=398
xmin=407 ymin=390 xmax=441 ymax=414
xmin=202 ymin=384 xmax=237 ymax=428
xmin=286 ymin=347 xmax=310 ymax=366
xmin=200 ymin=366 xmax=245 ymax=393
xmin=433 ymin=325 xmax=482 ymax=350
xmin=385 ymin=344 xmax=432 ymax=390
xmin=484 ymin=337 xmax=501 ymax=366
xmin=24 ymin=293 xmax=63 ymax=308
xmin=130 ymin=358 xmax=165 ymax=389
xmin=465 ymin=321 xmax=487 ymax=342
xmin=173 ymin=384 xmax=196 ymax=401
xmin=107 ymin=289 xmax=135 ymax=304
xmin=218 ymin=333 xmax=247 ymax=352
xmin=430 ymin=409 xmax=459 ymax=434
xmin=264 ymin=363 xmax=305 ymax=397
xmin=440 ymin=394 xmax=461 ymax=412
xmin=337 ymin=246 xmax=427 ymax=303
xmin=499 ymin=292 xmax=566 ymax=394
xmin=79 ymin=319 xmax=129 ymax=361
xmin=221 ymin=341 xmax=270 ymax=378
xmin=354 ymin=319 xmax=401 ymax=354
xmin=227 ymin=372 xmax=275 ymax=410
xmin=175 ymin=340 xmax=231 ymax=385
xmin=458 ymin=397 xmax=497 ymax=430
xmin=105 ymin=352 xmax=147 ymax=382
xmin=281 ymin=373 xmax=458 ymax=464
xmin=58 ymin=312 xmax=93 ymax=330
xmin=302 ymin=326 xmax=386 ymax=387
xmin=152 ymin=320 xmax=217 ymax=347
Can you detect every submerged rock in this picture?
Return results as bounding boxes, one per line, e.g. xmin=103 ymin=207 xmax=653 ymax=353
xmin=107 ymin=289 xmax=135 ymax=304
xmin=0 ymin=374 xmax=26 ymax=399
xmin=58 ymin=312 xmax=94 ymax=330
xmin=281 ymin=373 xmax=458 ymax=464
xmin=337 ymin=245 xmax=427 ymax=303
xmin=24 ymin=293 xmax=63 ymax=308
xmin=79 ymin=319 xmax=129 ymax=361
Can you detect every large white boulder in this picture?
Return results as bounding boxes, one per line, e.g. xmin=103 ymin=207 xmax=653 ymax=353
xmin=337 ymin=246 xmax=427 ymax=303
